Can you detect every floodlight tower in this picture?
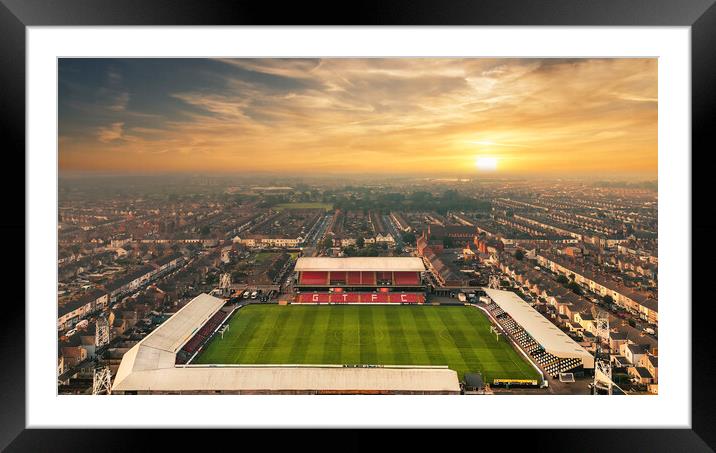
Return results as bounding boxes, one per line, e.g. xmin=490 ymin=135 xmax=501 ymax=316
xmin=95 ymin=315 xmax=110 ymax=348
xmin=219 ymin=273 xmax=232 ymax=296
xmin=488 ymin=275 xmax=501 ymax=290
xmin=92 ymin=367 xmax=112 ymax=395
xmin=593 ymin=310 xmax=613 ymax=395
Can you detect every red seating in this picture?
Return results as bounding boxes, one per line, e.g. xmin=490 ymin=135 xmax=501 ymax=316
xmin=296 ymin=294 xmax=314 ymax=303
xmin=361 ymin=272 xmax=376 ymax=285
xmin=329 ymin=271 xmax=346 ymax=284
xmin=377 ymin=271 xmax=393 ymax=283
xmin=388 ymin=293 xmax=424 ymax=303
xmin=328 ymin=293 xmax=360 ymax=303
xmin=297 ymin=293 xmax=330 ymax=303
xmin=300 ymin=271 xmax=329 ymax=285
xmin=180 ymin=310 xmax=227 ymax=355
xmin=182 ymin=334 xmax=204 ymax=354
xmin=347 ymin=272 xmax=362 ymax=285
xmin=294 ymin=292 xmax=425 ymax=304
xmin=394 ymin=272 xmax=419 ymax=285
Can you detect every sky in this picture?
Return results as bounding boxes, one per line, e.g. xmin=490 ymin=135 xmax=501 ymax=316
xmin=58 ymin=58 xmax=657 ymax=177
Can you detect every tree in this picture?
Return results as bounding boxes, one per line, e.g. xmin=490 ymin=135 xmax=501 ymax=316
xmin=321 ymin=237 xmax=334 ymax=250
xmin=356 ymin=237 xmax=365 ymax=249
xmin=199 ymin=225 xmax=211 ymax=236
xmin=628 ymin=319 xmax=636 ymax=328
xmin=442 ymin=237 xmax=454 ymax=248
xmin=514 ymin=250 xmax=525 ymax=261
xmin=441 ymin=189 xmax=459 ymax=201
xmin=603 ymin=295 xmax=614 ymax=305
xmin=556 ymin=274 xmax=569 ymax=285
xmin=410 ymin=191 xmax=433 ymax=203
xmin=401 ymin=231 xmax=416 ymax=245
xmin=567 ymin=281 xmax=582 ymax=295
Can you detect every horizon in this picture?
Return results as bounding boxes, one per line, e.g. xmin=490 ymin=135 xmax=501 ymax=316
xmin=57 ymin=170 xmax=658 ymax=182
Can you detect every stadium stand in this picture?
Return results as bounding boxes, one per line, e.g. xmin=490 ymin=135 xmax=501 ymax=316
xmin=347 ymin=271 xmax=362 ymax=285
xmin=485 ymin=301 xmax=584 ymax=378
xmin=295 ymin=292 xmax=425 ymax=304
xmin=361 ymin=271 xmax=376 ymax=285
xmin=178 ymin=310 xmax=230 ymax=359
xmin=294 ymin=257 xmax=424 ymax=288
xmin=329 ymin=271 xmax=347 ymax=284
xmin=300 ymin=271 xmax=329 ymax=285
xmin=394 ymin=271 xmax=420 ymax=285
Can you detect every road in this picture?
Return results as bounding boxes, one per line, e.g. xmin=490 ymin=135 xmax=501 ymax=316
xmin=304 ymin=213 xmax=332 ymax=246
xmin=383 ymin=214 xmax=404 ymax=249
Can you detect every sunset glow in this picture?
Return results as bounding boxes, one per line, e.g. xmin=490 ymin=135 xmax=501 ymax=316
xmin=475 ymin=157 xmax=498 ymax=171
xmin=58 ymin=58 xmax=658 ymax=176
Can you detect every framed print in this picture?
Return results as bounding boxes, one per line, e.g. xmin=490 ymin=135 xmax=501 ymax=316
xmin=4 ymin=0 xmax=715 ymax=450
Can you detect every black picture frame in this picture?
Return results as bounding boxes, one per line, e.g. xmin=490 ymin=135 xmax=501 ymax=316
xmin=2 ymin=0 xmax=713 ymax=451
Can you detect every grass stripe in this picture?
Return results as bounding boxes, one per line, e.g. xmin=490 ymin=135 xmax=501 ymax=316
xmin=407 ymin=306 xmax=449 ymax=366
xmin=437 ymin=307 xmax=488 ymax=376
xmin=381 ymin=305 xmax=411 ymax=365
xmin=304 ymin=306 xmax=330 ymax=363
xmin=322 ymin=305 xmax=345 ymax=363
xmin=287 ymin=307 xmax=316 ymax=363
xmin=255 ymin=306 xmax=292 ymax=362
xmin=358 ymin=306 xmax=377 ymax=364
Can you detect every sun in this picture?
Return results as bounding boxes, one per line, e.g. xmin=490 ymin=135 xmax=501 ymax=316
xmin=475 ymin=156 xmax=498 ymax=171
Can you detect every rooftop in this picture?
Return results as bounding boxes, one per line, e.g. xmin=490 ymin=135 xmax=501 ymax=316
xmin=58 ymin=288 xmax=107 ymax=317
xmin=103 ymin=265 xmax=156 ymax=292
xmin=484 ymin=288 xmax=594 ymax=368
xmin=295 ymin=257 xmax=425 ymax=272
xmin=113 ymin=365 xmax=460 ymax=393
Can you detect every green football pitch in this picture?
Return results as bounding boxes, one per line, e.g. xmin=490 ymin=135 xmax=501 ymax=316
xmin=192 ymin=304 xmax=540 ymax=382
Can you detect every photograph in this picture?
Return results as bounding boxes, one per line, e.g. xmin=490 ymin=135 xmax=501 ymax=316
xmin=56 ymin=57 xmax=659 ymax=396
xmin=3 ymin=0 xmax=712 ymax=446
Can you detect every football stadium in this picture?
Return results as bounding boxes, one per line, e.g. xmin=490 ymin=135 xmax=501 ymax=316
xmin=112 ymin=257 xmax=593 ymax=394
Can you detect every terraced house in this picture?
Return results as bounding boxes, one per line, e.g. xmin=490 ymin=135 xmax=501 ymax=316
xmin=536 ymin=252 xmax=658 ymax=325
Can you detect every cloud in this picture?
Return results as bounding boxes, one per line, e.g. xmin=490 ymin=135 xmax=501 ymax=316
xmin=59 ymin=58 xmax=657 ymax=175
xmin=106 ymin=91 xmax=129 ymax=111
xmin=97 ymin=122 xmax=125 ymax=143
